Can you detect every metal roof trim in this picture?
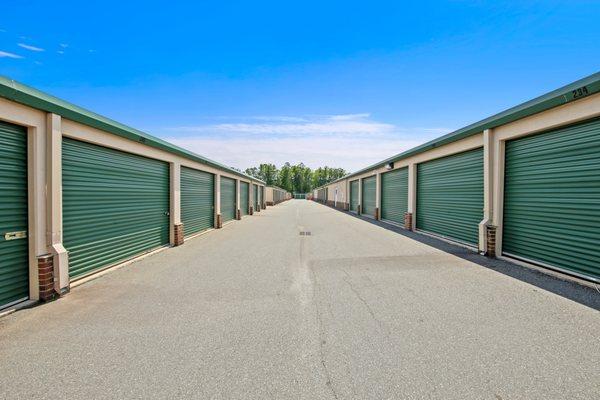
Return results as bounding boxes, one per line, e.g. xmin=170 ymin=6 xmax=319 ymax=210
xmin=316 ymin=71 xmax=600 ymax=189
xmin=0 ymin=76 xmax=265 ymax=184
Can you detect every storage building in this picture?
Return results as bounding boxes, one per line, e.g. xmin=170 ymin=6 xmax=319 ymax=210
xmin=265 ymin=186 xmax=290 ymax=205
xmin=0 ymin=77 xmax=266 ymax=310
xmin=314 ymin=73 xmax=600 ymax=283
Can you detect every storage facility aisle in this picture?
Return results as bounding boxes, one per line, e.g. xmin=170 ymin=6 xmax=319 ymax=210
xmin=0 ymin=200 xmax=598 ymax=399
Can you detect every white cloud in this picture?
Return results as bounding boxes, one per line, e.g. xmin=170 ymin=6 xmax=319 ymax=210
xmin=171 ymin=113 xmax=395 ymax=136
xmin=165 ymin=135 xmax=434 ymax=171
xmin=17 ymin=43 xmax=44 ymax=52
xmin=160 ymin=114 xmax=450 ymax=171
xmin=248 ymin=115 xmax=308 ymax=122
xmin=328 ymin=113 xmax=371 ymax=121
xmin=0 ymin=50 xmax=22 ymax=59
xmin=60 ymin=43 xmax=68 ymax=48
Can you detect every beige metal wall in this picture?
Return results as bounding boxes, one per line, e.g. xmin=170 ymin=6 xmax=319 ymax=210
xmin=325 ymin=181 xmax=347 ymax=207
xmin=0 ymin=98 xmax=47 ymax=301
xmin=3 ymin=82 xmax=600 ymax=303
xmin=0 ymin=97 xmax=265 ymax=303
xmin=266 ymin=186 xmax=290 ymax=204
xmin=265 ymin=187 xmax=274 ymax=203
xmin=315 ymin=92 xmax=600 ymax=259
xmin=489 ymin=91 xmax=600 ymax=255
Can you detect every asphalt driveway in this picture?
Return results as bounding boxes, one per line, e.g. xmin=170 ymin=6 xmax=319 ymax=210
xmin=1 ymin=200 xmax=598 ymax=399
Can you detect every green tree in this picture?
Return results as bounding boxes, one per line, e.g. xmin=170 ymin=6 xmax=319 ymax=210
xmin=244 ymin=167 xmax=260 ymax=178
xmin=278 ymin=162 xmax=292 ymax=192
xmin=243 ymin=162 xmax=346 ymax=193
xmin=258 ymin=163 xmax=278 ymax=185
xmin=312 ymin=166 xmax=347 ymax=188
xmin=328 ymin=167 xmax=346 ymax=182
xmin=301 ymin=167 xmax=313 ymax=193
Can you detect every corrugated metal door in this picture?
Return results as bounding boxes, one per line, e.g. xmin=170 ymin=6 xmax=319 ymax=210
xmin=253 ymin=184 xmax=259 ymax=210
xmin=417 ymin=148 xmax=483 ymax=246
xmin=503 ymin=118 xmax=600 ymax=281
xmin=181 ymin=166 xmax=214 ymax=236
xmin=350 ymin=180 xmax=359 ymax=213
xmin=0 ymin=121 xmax=29 ymax=308
xmin=240 ymin=182 xmax=249 ymax=216
xmin=63 ymin=138 xmax=170 ymax=279
xmin=381 ymin=167 xmax=408 ymax=225
xmin=361 ymin=176 xmax=376 ymax=218
xmin=220 ymin=176 xmax=236 ymax=223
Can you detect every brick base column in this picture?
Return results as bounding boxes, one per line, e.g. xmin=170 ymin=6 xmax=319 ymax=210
xmin=486 ymin=225 xmax=497 ymax=257
xmin=358 ymin=205 xmax=362 ymax=215
xmin=404 ymin=212 xmax=413 ymax=230
xmin=267 ymin=201 xmax=274 ymax=206
xmin=375 ymin=207 xmax=379 ymax=220
xmin=38 ymin=254 xmax=57 ymax=302
xmin=236 ymin=209 xmax=241 ymax=220
xmin=256 ymin=205 xmax=261 ymax=212
xmin=216 ymin=214 xmax=223 ymax=228
xmin=344 ymin=202 xmax=349 ymax=211
xmin=173 ymin=223 xmax=184 ymax=246
xmin=249 ymin=206 xmax=254 ymax=215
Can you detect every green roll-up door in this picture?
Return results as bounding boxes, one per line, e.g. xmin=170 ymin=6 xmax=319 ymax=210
xmin=416 ymin=148 xmax=483 ymax=246
xmin=253 ymin=184 xmax=259 ymax=210
xmin=350 ymin=180 xmax=359 ymax=213
xmin=362 ymin=176 xmax=376 ymax=218
xmin=0 ymin=121 xmax=29 ymax=308
xmin=220 ymin=177 xmax=236 ymax=223
xmin=63 ymin=138 xmax=170 ymax=279
xmin=181 ymin=166 xmax=214 ymax=236
xmin=240 ymin=182 xmax=249 ymax=216
xmin=381 ymin=167 xmax=408 ymax=225
xmin=503 ymin=118 xmax=600 ymax=281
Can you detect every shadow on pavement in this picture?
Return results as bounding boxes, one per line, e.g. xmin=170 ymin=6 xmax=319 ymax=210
xmin=327 ymin=204 xmax=600 ymax=311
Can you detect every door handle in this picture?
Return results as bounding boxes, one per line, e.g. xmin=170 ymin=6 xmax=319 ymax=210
xmin=4 ymin=231 xmax=27 ymax=241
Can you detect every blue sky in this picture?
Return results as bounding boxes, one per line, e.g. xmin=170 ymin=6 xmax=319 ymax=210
xmin=1 ymin=1 xmax=598 ymax=170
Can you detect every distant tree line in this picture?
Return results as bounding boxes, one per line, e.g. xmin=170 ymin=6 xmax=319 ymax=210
xmin=243 ymin=163 xmax=347 ymax=194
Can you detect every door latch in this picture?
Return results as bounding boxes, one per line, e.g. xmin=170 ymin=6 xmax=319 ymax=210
xmin=4 ymin=231 xmax=27 ymax=241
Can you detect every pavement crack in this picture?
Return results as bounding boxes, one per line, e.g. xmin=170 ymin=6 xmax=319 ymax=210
xmin=311 ymin=266 xmax=341 ymax=400
xmin=340 ymin=268 xmax=389 ymax=337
